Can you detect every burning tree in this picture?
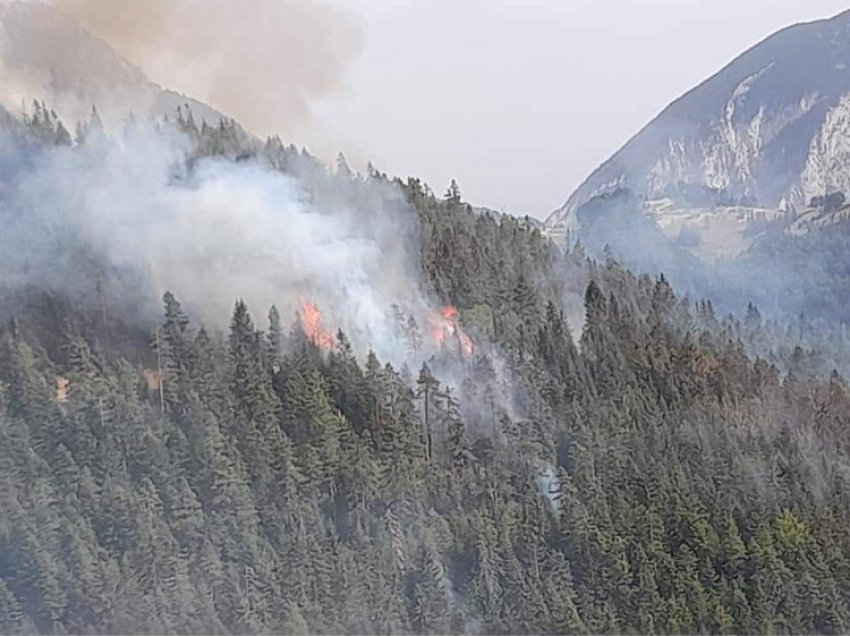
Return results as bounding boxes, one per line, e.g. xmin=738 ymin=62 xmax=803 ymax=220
xmin=428 ymin=305 xmax=474 ymax=357
xmin=299 ymin=298 xmax=334 ymax=350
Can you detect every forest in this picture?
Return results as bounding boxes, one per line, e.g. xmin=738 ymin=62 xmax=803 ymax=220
xmin=571 ymin=185 xmax=850 ymax=328
xmin=2 ymin=106 xmax=850 ymax=634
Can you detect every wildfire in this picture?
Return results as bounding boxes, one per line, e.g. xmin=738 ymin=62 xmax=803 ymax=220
xmin=429 ymin=304 xmax=474 ymax=356
xmin=300 ymin=298 xmax=334 ymax=350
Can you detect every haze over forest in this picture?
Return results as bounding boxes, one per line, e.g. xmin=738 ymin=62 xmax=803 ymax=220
xmin=4 ymin=2 xmax=850 ymax=635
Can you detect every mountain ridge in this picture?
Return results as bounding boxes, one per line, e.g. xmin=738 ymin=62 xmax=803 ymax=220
xmin=546 ymin=8 xmax=850 ymax=230
xmin=0 ymin=0 xmax=227 ymax=129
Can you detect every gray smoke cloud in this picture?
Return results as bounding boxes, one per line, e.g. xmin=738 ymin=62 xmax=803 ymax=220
xmin=0 ymin=121 xmax=436 ymax=366
xmin=0 ymin=113 xmax=539 ymax=450
xmin=48 ymin=0 xmax=363 ymax=141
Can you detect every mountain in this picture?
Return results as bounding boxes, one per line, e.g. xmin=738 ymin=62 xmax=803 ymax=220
xmin=8 ymin=4 xmax=850 ymax=633
xmin=0 ymin=1 xmax=224 ymax=127
xmin=6 ymin=109 xmax=850 ymax=633
xmin=547 ymin=9 xmax=850 ymax=231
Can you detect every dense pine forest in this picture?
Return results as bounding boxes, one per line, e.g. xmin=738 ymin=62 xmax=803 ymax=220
xmin=3 ymin=107 xmax=850 ymax=634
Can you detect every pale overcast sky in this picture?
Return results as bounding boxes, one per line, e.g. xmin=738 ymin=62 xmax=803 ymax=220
xmin=313 ymin=1 xmax=850 ymax=218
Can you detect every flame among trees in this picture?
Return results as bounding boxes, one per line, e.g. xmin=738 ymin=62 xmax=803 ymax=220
xmin=299 ymin=298 xmax=334 ymax=351
xmin=428 ymin=305 xmax=474 ymax=356
xmin=301 ymin=299 xmax=475 ymax=358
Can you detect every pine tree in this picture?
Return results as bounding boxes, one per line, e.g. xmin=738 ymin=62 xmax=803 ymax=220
xmin=415 ymin=363 xmax=441 ymax=462
xmin=444 ymin=179 xmax=462 ymax=205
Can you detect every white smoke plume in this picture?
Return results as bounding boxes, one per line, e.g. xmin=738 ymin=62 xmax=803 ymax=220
xmin=0 ymin=112 xmax=541 ymax=447
xmin=0 ymin=120 xmax=434 ymax=365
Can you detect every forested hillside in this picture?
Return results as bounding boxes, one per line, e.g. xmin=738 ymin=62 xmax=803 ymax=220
xmin=3 ymin=108 xmax=850 ymax=635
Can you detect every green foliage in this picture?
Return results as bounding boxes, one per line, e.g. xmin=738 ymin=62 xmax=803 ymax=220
xmin=3 ymin=109 xmax=850 ymax=634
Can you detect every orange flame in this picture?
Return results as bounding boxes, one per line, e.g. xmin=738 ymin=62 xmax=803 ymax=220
xmin=428 ymin=304 xmax=474 ymax=356
xmin=300 ymin=298 xmax=334 ymax=350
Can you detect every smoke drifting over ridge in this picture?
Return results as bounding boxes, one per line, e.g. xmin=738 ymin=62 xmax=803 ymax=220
xmin=0 ymin=121 xmax=433 ymax=365
xmin=47 ymin=0 xmax=363 ymax=141
xmin=0 ymin=115 xmax=532 ymax=441
xmin=0 ymin=0 xmax=539 ymax=435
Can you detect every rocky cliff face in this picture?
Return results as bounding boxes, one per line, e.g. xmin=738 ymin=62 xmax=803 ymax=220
xmin=547 ymin=9 xmax=850 ymax=231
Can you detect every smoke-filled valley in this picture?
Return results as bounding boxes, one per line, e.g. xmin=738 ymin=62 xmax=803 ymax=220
xmin=6 ymin=3 xmax=850 ymax=636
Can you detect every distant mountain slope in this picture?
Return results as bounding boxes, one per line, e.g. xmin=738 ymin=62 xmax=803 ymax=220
xmin=547 ymin=9 xmax=850 ymax=230
xmin=0 ymin=0 xmax=225 ymax=127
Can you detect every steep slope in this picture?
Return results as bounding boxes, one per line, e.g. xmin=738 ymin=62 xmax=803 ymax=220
xmin=547 ymin=9 xmax=850 ymax=230
xmin=7 ymin=112 xmax=850 ymax=633
xmin=0 ymin=1 xmax=224 ymax=127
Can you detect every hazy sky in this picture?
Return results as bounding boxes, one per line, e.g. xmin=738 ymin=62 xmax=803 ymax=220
xmin=312 ymin=1 xmax=850 ymax=218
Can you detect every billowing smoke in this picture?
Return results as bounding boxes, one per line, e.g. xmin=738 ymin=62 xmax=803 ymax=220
xmin=0 ymin=110 xmax=539 ymax=449
xmin=48 ymin=0 xmax=362 ymax=140
xmin=0 ymin=119 xmax=437 ymax=366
